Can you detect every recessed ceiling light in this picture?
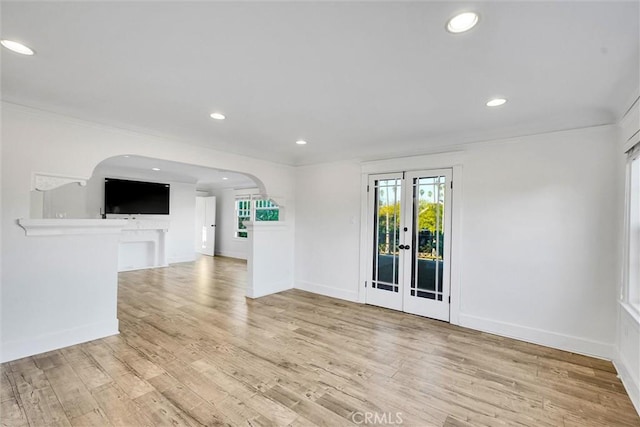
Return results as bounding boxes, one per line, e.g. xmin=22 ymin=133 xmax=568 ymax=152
xmin=222 ymin=177 xmax=229 ymax=180
xmin=295 ymin=140 xmax=307 ymax=145
xmin=123 ymin=155 xmax=130 ymax=158
xmin=446 ymin=12 xmax=479 ymax=34
xmin=0 ymin=39 xmax=35 ymax=55
xmin=151 ymin=167 xmax=161 ymax=171
xmin=486 ymin=98 xmax=507 ymax=107
xmin=210 ymin=112 xmax=226 ymax=120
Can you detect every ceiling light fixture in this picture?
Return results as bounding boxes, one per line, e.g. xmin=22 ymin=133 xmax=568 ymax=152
xmin=0 ymin=39 xmax=35 ymax=55
xmin=446 ymin=12 xmax=479 ymax=34
xmin=210 ymin=112 xmax=226 ymax=120
xmin=151 ymin=167 xmax=161 ymax=171
xmin=222 ymin=177 xmax=229 ymax=180
xmin=486 ymin=98 xmax=507 ymax=107
xmin=295 ymin=140 xmax=307 ymax=145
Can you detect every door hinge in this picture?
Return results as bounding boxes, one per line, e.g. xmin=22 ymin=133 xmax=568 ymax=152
xmin=365 ymin=281 xmax=367 ymax=288
xmin=450 ymin=181 xmax=453 ymax=189
xmin=448 ymin=296 xmax=451 ymax=304
xmin=367 ymin=185 xmax=370 ymax=192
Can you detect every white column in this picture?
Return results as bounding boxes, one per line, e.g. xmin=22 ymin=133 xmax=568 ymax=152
xmin=244 ymin=221 xmax=293 ymax=298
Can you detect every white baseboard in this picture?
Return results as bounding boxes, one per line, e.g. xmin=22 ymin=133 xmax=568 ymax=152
xmin=168 ymin=254 xmax=196 ymax=264
xmin=613 ymin=354 xmax=640 ymax=416
xmin=214 ymin=250 xmax=247 ymax=260
xmin=295 ymin=280 xmax=359 ymax=303
xmin=247 ymin=281 xmax=292 ymax=299
xmin=119 ymin=263 xmax=168 ymax=272
xmin=0 ymin=319 xmax=119 ymax=363
xmin=459 ymin=313 xmax=613 ymax=360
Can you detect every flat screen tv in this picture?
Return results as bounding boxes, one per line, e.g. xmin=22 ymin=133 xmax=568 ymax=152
xmin=104 ymin=178 xmax=170 ymax=215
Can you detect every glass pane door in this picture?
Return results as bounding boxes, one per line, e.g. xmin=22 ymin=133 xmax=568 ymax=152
xmin=366 ymin=169 xmax=452 ymax=321
xmin=403 ymin=169 xmax=452 ymax=321
xmin=366 ymin=173 xmax=404 ymax=311
xmin=410 ymin=175 xmax=445 ymax=301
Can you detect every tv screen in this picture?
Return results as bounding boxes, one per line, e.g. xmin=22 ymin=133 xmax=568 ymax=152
xmin=104 ymin=178 xmax=170 ymax=215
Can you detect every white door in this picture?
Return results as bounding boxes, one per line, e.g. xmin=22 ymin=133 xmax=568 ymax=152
xmin=195 ymin=196 xmax=216 ymax=256
xmin=366 ymin=169 xmax=452 ymax=321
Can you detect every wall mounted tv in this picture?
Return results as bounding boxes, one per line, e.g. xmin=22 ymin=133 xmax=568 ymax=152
xmin=104 ymin=178 xmax=170 ymax=215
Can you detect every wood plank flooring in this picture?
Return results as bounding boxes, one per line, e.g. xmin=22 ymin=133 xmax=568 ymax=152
xmin=2 ymin=255 xmax=639 ymax=426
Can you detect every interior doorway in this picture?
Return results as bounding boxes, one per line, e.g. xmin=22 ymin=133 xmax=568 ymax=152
xmin=195 ymin=196 xmax=216 ymax=256
xmin=365 ymin=169 xmax=452 ymax=321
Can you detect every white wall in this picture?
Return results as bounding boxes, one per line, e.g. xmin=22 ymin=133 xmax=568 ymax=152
xmin=0 ymin=232 xmax=121 ymax=362
xmin=1 ymin=102 xmax=295 ymax=362
xmin=246 ymin=221 xmax=294 ymax=298
xmin=457 ymin=126 xmax=620 ymax=358
xmin=294 ymin=161 xmax=362 ymax=301
xmin=294 ymin=125 xmax=622 ymax=359
xmin=207 ymin=188 xmax=249 ymax=260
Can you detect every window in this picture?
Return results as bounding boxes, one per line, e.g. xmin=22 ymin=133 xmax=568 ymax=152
xmin=624 ymin=147 xmax=640 ymax=312
xmin=235 ymin=196 xmax=280 ymax=238
xmin=235 ymin=198 xmax=252 ymax=238
xmin=255 ymin=199 xmax=280 ymax=221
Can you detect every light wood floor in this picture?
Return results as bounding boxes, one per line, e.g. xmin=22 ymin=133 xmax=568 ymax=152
xmin=2 ymin=256 xmax=639 ymax=427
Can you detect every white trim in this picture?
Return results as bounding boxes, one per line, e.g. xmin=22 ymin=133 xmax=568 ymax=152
xmin=621 ymin=300 xmax=640 ymax=325
xmin=246 ymin=281 xmax=291 ymax=299
xmin=168 ymin=254 xmax=197 ymax=264
xmin=622 ymin=151 xmax=640 ymax=311
xmin=459 ymin=313 xmax=614 ymax=360
xmin=613 ymin=357 xmax=640 ymax=416
xmin=449 ymin=164 xmax=463 ymax=326
xmin=615 ymin=301 xmax=640 ymax=415
xmin=621 ymin=96 xmax=640 ymax=152
xmin=214 ymin=250 xmax=247 ymax=260
xmin=296 ymin=281 xmax=359 ymax=303
xmin=18 ymin=218 xmax=128 ymax=236
xmin=121 ymin=219 xmax=170 ymax=231
xmin=243 ymin=220 xmax=288 ymax=230
xmin=358 ymin=173 xmax=369 ymax=303
xmin=32 ymin=172 xmax=88 ymax=192
xmin=361 ymin=151 xmax=465 ymax=175
xmin=1 ymin=319 xmax=119 ymax=363
xmin=119 ymin=265 xmax=168 ymax=272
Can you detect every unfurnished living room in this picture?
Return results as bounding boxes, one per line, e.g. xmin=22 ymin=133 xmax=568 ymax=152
xmin=1 ymin=1 xmax=640 ymax=426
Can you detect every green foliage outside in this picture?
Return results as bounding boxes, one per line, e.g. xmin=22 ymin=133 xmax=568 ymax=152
xmin=255 ymin=209 xmax=279 ymax=221
xmin=236 ymin=199 xmax=279 ymax=238
xmin=377 ymin=200 xmax=444 ymax=259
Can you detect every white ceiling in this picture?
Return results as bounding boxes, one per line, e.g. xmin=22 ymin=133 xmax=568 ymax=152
xmin=1 ymin=1 xmax=639 ymax=166
xmin=96 ymin=155 xmax=257 ymax=190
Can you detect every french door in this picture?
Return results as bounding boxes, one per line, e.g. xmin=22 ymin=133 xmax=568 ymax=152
xmin=366 ymin=169 xmax=452 ymax=321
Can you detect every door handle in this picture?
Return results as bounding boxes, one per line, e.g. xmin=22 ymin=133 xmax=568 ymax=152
xmin=399 ymin=244 xmax=405 ymax=250
xmin=404 ymin=245 xmax=410 ymax=250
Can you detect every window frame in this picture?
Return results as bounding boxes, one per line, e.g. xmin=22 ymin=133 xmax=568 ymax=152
xmin=234 ymin=194 xmax=280 ymax=239
xmin=234 ymin=197 xmax=252 ymax=239
xmin=623 ymin=147 xmax=640 ymax=315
